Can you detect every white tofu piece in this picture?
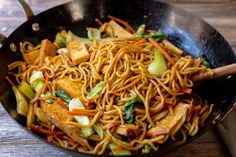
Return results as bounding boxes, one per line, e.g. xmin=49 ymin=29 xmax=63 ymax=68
xmin=67 ymin=39 xmax=90 ymax=65
xmin=100 ymin=20 xmax=133 ymax=38
xmin=147 ymin=102 xmax=189 ymax=137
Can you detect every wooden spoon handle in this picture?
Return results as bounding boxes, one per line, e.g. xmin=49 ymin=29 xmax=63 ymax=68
xmin=192 ymin=63 xmax=236 ymax=82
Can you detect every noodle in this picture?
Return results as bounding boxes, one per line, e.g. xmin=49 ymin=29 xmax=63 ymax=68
xmin=6 ymin=17 xmax=214 ymax=155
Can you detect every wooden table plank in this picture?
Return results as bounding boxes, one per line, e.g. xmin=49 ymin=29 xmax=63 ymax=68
xmin=0 ymin=0 xmax=235 ymax=157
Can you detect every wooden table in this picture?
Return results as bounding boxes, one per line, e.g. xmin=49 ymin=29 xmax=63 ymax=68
xmin=0 ymin=0 xmax=235 ymax=156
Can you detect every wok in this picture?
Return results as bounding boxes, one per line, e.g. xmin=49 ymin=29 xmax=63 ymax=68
xmin=0 ymin=0 xmax=236 ymax=156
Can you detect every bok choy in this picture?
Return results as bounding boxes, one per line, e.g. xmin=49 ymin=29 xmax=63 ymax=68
xmin=148 ymin=49 xmax=167 ymax=76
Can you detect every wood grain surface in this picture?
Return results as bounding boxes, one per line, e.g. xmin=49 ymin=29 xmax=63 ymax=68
xmin=0 ymin=0 xmax=235 ymax=157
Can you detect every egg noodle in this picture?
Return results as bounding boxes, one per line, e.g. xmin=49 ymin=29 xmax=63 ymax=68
xmin=6 ymin=16 xmax=213 ymax=155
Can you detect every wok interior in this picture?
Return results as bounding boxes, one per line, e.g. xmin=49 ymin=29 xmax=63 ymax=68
xmin=0 ymin=0 xmax=236 ymax=156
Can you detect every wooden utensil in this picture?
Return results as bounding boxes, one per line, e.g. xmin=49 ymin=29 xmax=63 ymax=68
xmin=192 ymin=63 xmax=236 ymax=82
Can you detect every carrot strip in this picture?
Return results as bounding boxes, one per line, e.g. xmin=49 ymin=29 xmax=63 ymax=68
xmin=181 ymin=88 xmax=192 ymax=94
xmin=29 ymin=125 xmax=64 ymax=135
xmin=148 ymin=37 xmax=176 ymax=65
xmin=114 ymin=77 xmax=141 ymax=92
xmin=41 ymin=82 xmax=47 ymax=94
xmin=56 ymin=98 xmax=68 ymax=109
xmin=95 ymin=18 xmax=103 ymax=26
xmin=193 ymin=105 xmax=201 ymax=111
xmin=33 ymin=101 xmax=39 ymax=116
xmin=111 ymin=146 xmax=123 ymax=152
xmin=108 ymin=15 xmax=135 ymax=33
xmin=155 ymin=96 xmax=172 ymax=106
xmin=131 ymin=38 xmax=146 ymax=46
xmin=89 ymin=50 xmax=97 ymax=62
xmin=68 ymin=110 xmax=96 ymax=117
xmin=5 ymin=76 xmax=15 ymax=87
xmin=47 ymin=136 xmax=53 ymax=142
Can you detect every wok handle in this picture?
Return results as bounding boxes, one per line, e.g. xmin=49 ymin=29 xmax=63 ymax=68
xmin=17 ymin=0 xmax=34 ymax=19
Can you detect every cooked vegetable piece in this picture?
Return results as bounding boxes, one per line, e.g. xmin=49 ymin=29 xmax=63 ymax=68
xmin=67 ymin=39 xmax=90 ymax=65
xmin=18 ymin=81 xmax=34 ymax=100
xmin=29 ymin=70 xmax=44 ymax=84
xmin=148 ymin=49 xmax=167 ymax=76
xmin=41 ymin=91 xmax=54 ymax=104
xmin=12 ymin=86 xmax=28 ymax=116
xmin=27 ymin=103 xmax=35 ymax=127
xmin=66 ymin=31 xmax=80 ymax=44
xmin=56 ymin=89 xmax=72 ymax=103
xmin=199 ymin=53 xmax=210 ymax=68
xmin=69 ymin=98 xmax=94 ymax=138
xmin=87 ymin=28 xmax=101 ymax=40
xmin=55 ymin=33 xmax=67 ymax=48
xmin=142 ymin=145 xmax=152 ymax=154
xmin=109 ymin=142 xmax=132 ymax=156
xmin=149 ymin=37 xmax=176 ymax=65
xmin=29 ymin=70 xmax=44 ymax=92
xmin=93 ymin=124 xmax=103 ymax=139
xmin=136 ymin=24 xmax=146 ymax=38
xmin=87 ymin=81 xmax=107 ymax=99
xmin=142 ymin=31 xmax=165 ymax=42
xmin=124 ymin=98 xmax=142 ymax=124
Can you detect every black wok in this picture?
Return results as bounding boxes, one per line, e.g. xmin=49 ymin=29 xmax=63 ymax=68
xmin=0 ymin=0 xmax=236 ymax=156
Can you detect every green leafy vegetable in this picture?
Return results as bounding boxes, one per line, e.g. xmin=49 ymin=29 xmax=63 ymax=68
xmin=56 ymin=89 xmax=72 ymax=103
xmin=148 ymin=49 xmax=167 ymax=76
xmin=109 ymin=142 xmax=132 ymax=156
xmin=199 ymin=53 xmax=210 ymax=68
xmin=87 ymin=81 xmax=107 ymax=99
xmin=143 ymin=31 xmax=165 ymax=41
xmin=124 ymin=98 xmax=142 ymax=124
xmin=142 ymin=145 xmax=152 ymax=154
xmin=18 ymin=81 xmax=34 ymax=100
xmin=12 ymin=86 xmax=28 ymax=116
